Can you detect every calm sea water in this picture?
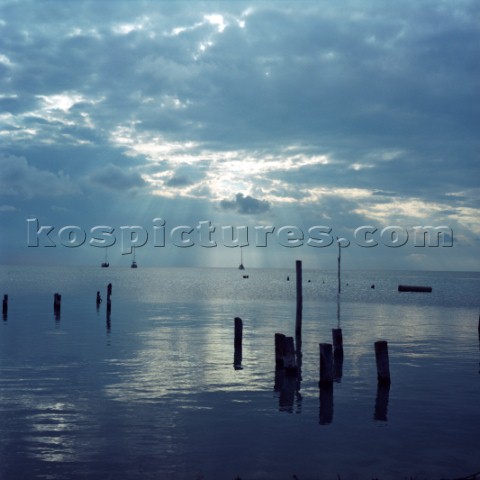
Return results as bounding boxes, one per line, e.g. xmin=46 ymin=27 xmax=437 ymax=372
xmin=0 ymin=266 xmax=479 ymax=480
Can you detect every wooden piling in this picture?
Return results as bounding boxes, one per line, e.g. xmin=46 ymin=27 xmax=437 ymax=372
xmin=234 ymin=318 xmax=242 ymax=369
xmin=375 ymin=340 xmax=391 ymax=385
xmin=234 ymin=317 xmax=243 ymax=348
xmin=319 ymin=343 xmax=333 ymax=385
xmin=284 ymin=336 xmax=297 ymax=374
xmin=295 ymin=260 xmax=302 ymax=338
xmin=2 ymin=294 xmax=8 ymax=316
xmin=275 ymin=333 xmax=287 ymax=367
xmin=53 ymin=293 xmax=61 ymax=314
xmin=106 ymin=283 xmax=112 ymax=314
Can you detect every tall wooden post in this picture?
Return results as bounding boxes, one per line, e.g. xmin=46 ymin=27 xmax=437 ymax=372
xmin=295 ymin=260 xmax=302 ymax=338
xmin=337 ymin=243 xmax=341 ymax=295
xmin=375 ymin=340 xmax=391 ymax=385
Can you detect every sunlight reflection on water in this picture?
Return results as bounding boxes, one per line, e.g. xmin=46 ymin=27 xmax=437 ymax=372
xmin=0 ymin=266 xmax=479 ymax=479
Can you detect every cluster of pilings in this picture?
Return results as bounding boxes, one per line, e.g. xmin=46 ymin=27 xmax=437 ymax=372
xmin=2 ymin=282 xmax=114 ymax=332
xmin=230 ymin=259 xmax=397 ymax=421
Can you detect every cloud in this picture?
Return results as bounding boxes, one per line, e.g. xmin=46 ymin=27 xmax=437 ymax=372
xmin=0 ymin=0 xmax=479 ymax=269
xmin=165 ymin=174 xmax=194 ymax=187
xmin=0 ymin=154 xmax=80 ymax=198
xmin=220 ymin=193 xmax=270 ymax=215
xmin=89 ymin=163 xmax=146 ymax=191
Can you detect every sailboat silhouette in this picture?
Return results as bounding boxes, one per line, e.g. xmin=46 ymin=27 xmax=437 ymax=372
xmin=238 ymin=246 xmax=245 ymax=270
xmin=131 ymin=246 xmax=138 ymax=268
xmin=101 ymin=247 xmax=109 ymax=268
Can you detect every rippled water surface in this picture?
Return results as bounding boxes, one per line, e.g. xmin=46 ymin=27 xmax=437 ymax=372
xmin=0 ymin=266 xmax=479 ymax=479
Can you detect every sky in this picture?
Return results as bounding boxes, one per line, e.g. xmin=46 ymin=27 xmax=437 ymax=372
xmin=0 ymin=0 xmax=479 ymax=270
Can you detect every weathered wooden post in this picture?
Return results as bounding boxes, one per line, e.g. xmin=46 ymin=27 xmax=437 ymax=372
xmin=275 ymin=333 xmax=287 ymax=367
xmin=234 ymin=317 xmax=243 ymax=347
xmin=319 ymin=343 xmax=334 ymax=385
xmin=2 ymin=294 xmax=8 ymax=316
xmin=53 ymin=293 xmax=61 ymax=315
xmin=234 ymin=317 xmax=243 ymax=370
xmin=375 ymin=340 xmax=391 ymax=385
xmin=106 ymin=283 xmax=112 ymax=315
xmin=295 ymin=260 xmax=302 ymax=339
xmin=284 ymin=336 xmax=297 ymax=374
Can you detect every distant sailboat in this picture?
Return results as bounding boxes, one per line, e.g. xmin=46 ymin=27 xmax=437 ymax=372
xmin=238 ymin=246 xmax=245 ymax=270
xmin=101 ymin=247 xmax=109 ymax=268
xmin=131 ymin=246 xmax=138 ymax=268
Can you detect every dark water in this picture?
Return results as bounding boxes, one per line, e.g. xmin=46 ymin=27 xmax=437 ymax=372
xmin=0 ymin=266 xmax=479 ymax=479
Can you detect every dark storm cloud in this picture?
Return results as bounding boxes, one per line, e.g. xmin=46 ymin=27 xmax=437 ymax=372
xmin=220 ymin=193 xmax=270 ymax=215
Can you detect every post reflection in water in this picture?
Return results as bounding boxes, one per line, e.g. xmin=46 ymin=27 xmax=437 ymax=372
xmin=106 ymin=309 xmax=111 ymax=333
xmin=295 ymin=339 xmax=303 ymax=411
xmin=333 ymin=348 xmax=343 ymax=382
xmin=374 ymin=384 xmax=391 ymax=422
xmin=319 ymin=384 xmax=334 ymax=425
xmin=274 ymin=368 xmax=302 ymax=414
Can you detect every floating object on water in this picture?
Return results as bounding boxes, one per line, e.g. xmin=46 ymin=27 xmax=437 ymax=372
xmin=2 ymin=294 xmax=7 ymax=316
xmin=398 ymin=285 xmax=432 ymax=293
xmin=371 ymin=284 xmax=375 ymax=289
xmin=242 ymin=275 xmax=249 ymax=278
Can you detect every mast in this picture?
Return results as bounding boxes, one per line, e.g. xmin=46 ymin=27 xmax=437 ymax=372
xmin=238 ymin=246 xmax=245 ymax=270
xmin=337 ymin=242 xmax=341 ymax=328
